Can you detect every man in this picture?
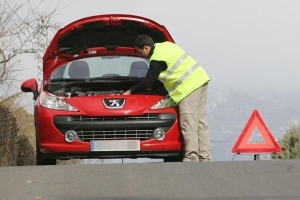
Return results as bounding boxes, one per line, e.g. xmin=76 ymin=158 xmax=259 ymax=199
xmin=123 ymin=34 xmax=211 ymax=162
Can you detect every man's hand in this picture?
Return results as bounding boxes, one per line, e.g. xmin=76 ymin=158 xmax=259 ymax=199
xmin=123 ymin=90 xmax=131 ymax=95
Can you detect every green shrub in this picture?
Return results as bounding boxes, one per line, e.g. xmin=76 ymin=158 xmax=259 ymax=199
xmin=272 ymin=125 xmax=300 ymax=159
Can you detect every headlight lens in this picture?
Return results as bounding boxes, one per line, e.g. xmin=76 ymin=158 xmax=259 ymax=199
xmin=40 ymin=92 xmax=78 ymax=111
xmin=151 ymin=95 xmax=177 ymax=109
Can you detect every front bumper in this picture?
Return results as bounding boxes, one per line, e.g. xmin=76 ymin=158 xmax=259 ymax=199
xmin=53 ymin=113 xmax=176 ymax=141
xmin=36 ymin=111 xmax=183 ymax=158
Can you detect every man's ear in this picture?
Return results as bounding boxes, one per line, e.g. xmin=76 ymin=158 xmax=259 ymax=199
xmin=145 ymin=45 xmax=152 ymax=52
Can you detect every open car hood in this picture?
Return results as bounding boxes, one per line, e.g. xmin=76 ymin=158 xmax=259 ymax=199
xmin=43 ymin=14 xmax=174 ymax=71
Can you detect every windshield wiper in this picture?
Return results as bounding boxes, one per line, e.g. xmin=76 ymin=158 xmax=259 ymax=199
xmin=50 ymin=81 xmax=88 ymax=93
xmin=50 ymin=78 xmax=88 ymax=83
xmin=49 ymin=76 xmax=142 ymax=93
xmin=89 ymin=76 xmax=143 ymax=81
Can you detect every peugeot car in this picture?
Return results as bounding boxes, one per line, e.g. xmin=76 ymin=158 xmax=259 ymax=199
xmin=21 ymin=14 xmax=183 ymax=165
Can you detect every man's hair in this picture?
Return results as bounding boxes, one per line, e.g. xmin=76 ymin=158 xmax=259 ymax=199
xmin=134 ymin=34 xmax=155 ymax=48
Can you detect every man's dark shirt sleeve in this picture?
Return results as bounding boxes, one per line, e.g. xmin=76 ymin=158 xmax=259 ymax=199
xmin=130 ymin=60 xmax=167 ymax=94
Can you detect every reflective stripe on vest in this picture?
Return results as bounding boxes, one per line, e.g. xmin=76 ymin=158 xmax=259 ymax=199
xmin=168 ymin=63 xmax=199 ymax=94
xmin=160 ymin=53 xmax=189 ymax=83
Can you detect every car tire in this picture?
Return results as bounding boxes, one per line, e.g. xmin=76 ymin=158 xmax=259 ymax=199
xmin=36 ymin=139 xmax=56 ymax=165
xmin=163 ymin=156 xmax=183 ymax=162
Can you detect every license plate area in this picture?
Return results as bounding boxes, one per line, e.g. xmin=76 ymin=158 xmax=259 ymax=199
xmin=91 ymin=140 xmax=140 ymax=151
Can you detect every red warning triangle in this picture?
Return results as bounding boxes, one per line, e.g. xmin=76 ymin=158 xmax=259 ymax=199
xmin=232 ymin=109 xmax=282 ymax=153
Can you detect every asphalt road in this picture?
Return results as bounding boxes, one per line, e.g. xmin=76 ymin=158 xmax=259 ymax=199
xmin=0 ymin=160 xmax=300 ymax=200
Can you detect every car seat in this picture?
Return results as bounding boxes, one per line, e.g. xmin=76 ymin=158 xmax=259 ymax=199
xmin=68 ymin=60 xmax=90 ymax=79
xmin=128 ymin=61 xmax=149 ymax=77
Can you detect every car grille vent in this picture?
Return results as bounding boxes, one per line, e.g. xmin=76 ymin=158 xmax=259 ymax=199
xmin=76 ymin=129 xmax=153 ymax=142
xmin=72 ymin=114 xmax=158 ymax=121
xmin=71 ymin=114 xmax=158 ymax=142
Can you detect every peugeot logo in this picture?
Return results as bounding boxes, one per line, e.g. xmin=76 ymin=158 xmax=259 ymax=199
xmin=102 ymin=98 xmax=126 ymax=109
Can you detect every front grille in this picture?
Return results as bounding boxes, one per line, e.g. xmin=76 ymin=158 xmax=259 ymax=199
xmin=72 ymin=114 xmax=158 ymax=121
xmin=72 ymin=115 xmax=157 ymax=141
xmin=53 ymin=113 xmax=176 ymax=142
xmin=76 ymin=129 xmax=153 ymax=141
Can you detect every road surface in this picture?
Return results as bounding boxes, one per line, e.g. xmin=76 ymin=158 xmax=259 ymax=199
xmin=0 ymin=160 xmax=299 ymax=200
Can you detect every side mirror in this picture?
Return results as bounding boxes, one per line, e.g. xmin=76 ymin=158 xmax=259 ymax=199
xmin=21 ymin=78 xmax=38 ymax=100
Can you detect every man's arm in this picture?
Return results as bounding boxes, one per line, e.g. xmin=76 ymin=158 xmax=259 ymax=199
xmin=124 ymin=60 xmax=167 ymax=94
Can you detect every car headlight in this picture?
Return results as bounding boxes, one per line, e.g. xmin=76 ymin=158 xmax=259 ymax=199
xmin=151 ymin=95 xmax=177 ymax=109
xmin=40 ymin=92 xmax=78 ymax=111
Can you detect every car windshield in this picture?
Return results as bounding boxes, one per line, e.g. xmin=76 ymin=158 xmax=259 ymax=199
xmin=49 ymin=56 xmax=149 ymax=81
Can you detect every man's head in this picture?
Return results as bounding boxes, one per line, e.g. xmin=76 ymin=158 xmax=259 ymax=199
xmin=134 ymin=34 xmax=155 ymax=58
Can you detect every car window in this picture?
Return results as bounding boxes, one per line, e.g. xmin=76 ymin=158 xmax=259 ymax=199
xmin=50 ymin=56 xmax=149 ymax=80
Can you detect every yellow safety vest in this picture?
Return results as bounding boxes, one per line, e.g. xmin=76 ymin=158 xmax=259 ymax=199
xmin=150 ymin=42 xmax=210 ymax=104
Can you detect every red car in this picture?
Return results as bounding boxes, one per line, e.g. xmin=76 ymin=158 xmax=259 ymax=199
xmin=21 ymin=14 xmax=183 ymax=165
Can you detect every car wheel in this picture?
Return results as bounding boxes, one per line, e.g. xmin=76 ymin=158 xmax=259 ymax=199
xmin=36 ymin=139 xmax=56 ymax=165
xmin=163 ymin=156 xmax=183 ymax=162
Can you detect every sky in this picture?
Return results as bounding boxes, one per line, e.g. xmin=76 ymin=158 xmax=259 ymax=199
xmin=16 ymin=0 xmax=300 ymax=161
xmin=19 ymin=0 xmax=300 ymax=92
